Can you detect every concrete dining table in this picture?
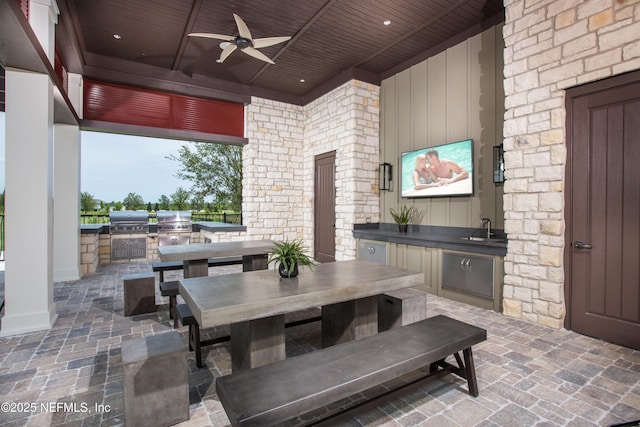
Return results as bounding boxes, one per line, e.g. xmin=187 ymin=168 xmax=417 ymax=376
xmin=157 ymin=240 xmax=275 ymax=277
xmin=178 ymin=259 xmax=424 ymax=372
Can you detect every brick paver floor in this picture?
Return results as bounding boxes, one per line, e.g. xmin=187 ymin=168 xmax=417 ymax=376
xmin=0 ymin=261 xmax=638 ymax=426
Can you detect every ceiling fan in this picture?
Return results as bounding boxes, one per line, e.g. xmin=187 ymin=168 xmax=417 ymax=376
xmin=188 ymin=14 xmax=291 ymax=65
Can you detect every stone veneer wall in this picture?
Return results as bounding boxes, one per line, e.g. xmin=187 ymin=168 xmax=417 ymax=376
xmin=244 ymin=80 xmax=380 ymax=259
xmin=80 ymin=233 xmax=99 ymax=275
xmin=243 ymin=98 xmax=306 ymax=242
xmin=502 ymin=0 xmax=640 ymax=328
xmin=303 ymin=81 xmax=380 ymax=260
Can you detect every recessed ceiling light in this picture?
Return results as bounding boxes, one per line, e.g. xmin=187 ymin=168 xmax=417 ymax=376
xmin=383 ymin=20 xmax=391 ymax=26
xmin=113 ymin=34 xmax=122 ymax=40
xmin=300 ymin=79 xmax=305 ymax=83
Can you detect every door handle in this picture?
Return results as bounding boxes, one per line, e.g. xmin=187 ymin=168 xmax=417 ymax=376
xmin=574 ymin=240 xmax=592 ymax=249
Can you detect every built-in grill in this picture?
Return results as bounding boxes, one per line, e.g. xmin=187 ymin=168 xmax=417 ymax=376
xmin=157 ymin=211 xmax=192 ymax=246
xmin=109 ymin=211 xmax=150 ymax=234
xmin=109 ymin=211 xmax=149 ymax=261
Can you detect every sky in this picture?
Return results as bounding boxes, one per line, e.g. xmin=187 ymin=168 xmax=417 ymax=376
xmin=0 ymin=112 xmax=199 ymax=203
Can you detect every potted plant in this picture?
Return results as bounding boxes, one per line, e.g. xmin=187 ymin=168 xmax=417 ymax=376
xmin=390 ymin=205 xmax=415 ymax=233
xmin=268 ymin=239 xmax=315 ymax=278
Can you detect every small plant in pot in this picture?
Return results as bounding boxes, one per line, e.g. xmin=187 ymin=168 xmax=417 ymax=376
xmin=390 ymin=205 xmax=415 ymax=233
xmin=268 ymin=239 xmax=315 ymax=278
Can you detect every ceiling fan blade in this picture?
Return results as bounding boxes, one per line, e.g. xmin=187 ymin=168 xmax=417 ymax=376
xmin=241 ymin=47 xmax=275 ymax=64
xmin=219 ymin=44 xmax=237 ymax=63
xmin=188 ymin=33 xmax=235 ymax=41
xmin=253 ymin=36 xmax=292 ymax=49
xmin=233 ymin=14 xmax=252 ymax=40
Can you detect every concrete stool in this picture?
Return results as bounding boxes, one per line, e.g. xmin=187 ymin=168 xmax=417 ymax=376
xmin=123 ymin=272 xmax=156 ymax=316
xmin=122 ymin=331 xmax=189 ymax=427
xmin=378 ymin=288 xmax=427 ymax=332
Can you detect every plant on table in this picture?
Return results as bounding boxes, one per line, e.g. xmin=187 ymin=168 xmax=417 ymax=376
xmin=268 ymin=239 xmax=315 ymax=278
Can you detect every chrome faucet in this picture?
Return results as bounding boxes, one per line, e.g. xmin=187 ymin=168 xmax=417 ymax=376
xmin=481 ymin=218 xmax=492 ymax=239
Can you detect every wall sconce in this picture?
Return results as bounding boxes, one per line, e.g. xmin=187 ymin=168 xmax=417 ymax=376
xmin=493 ymin=144 xmax=505 ymax=184
xmin=379 ymin=162 xmax=393 ymax=191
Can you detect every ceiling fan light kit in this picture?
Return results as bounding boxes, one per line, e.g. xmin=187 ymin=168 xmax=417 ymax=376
xmin=188 ymin=13 xmax=291 ymax=64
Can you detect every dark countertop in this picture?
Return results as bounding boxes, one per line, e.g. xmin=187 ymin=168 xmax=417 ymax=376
xmin=353 ymin=223 xmax=507 ymax=256
xmin=80 ymin=222 xmax=247 ymax=234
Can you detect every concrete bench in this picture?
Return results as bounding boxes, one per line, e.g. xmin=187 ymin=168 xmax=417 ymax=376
xmin=122 ymin=331 xmax=189 ymax=427
xmin=216 ymin=315 xmax=486 ymax=427
xmin=152 ymin=256 xmax=243 ymax=281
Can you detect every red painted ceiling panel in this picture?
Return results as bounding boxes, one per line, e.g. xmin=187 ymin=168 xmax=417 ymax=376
xmin=83 ymin=80 xmax=244 ymax=137
xmin=172 ymin=96 xmax=244 ymax=136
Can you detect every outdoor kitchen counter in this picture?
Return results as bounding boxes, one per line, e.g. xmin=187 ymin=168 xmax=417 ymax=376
xmin=353 ymin=223 xmax=507 ymax=256
xmin=157 ymin=240 xmax=275 ymax=277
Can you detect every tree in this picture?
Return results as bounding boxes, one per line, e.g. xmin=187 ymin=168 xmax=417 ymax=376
xmin=123 ymin=192 xmax=145 ymax=210
xmin=190 ymin=194 xmax=205 ymax=211
xmin=157 ymin=195 xmax=171 ymax=210
xmin=171 ymin=187 xmax=190 ymax=210
xmin=168 ymin=142 xmax=242 ymax=211
xmin=146 ymin=202 xmax=153 ymax=212
xmin=81 ymin=191 xmax=97 ymax=212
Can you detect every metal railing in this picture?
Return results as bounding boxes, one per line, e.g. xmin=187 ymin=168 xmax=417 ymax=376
xmin=79 ymin=212 xmax=242 ymax=225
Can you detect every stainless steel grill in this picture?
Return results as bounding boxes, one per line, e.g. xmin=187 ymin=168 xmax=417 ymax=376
xmin=157 ymin=211 xmax=192 ymax=246
xmin=157 ymin=211 xmax=192 ymax=232
xmin=109 ymin=211 xmax=150 ymax=234
xmin=109 ymin=211 xmax=149 ymax=261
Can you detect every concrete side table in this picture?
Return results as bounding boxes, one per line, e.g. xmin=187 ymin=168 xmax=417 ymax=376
xmin=122 ymin=331 xmax=189 ymax=427
xmin=123 ymin=272 xmax=156 ymax=316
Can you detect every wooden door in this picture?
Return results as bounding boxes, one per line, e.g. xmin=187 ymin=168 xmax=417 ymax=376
xmin=314 ymin=151 xmax=336 ymax=263
xmin=565 ymin=71 xmax=640 ymax=349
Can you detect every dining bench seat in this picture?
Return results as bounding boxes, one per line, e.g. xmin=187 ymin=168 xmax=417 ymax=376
xmin=216 ymin=315 xmax=487 ymax=427
xmin=152 ymin=256 xmax=243 ymax=281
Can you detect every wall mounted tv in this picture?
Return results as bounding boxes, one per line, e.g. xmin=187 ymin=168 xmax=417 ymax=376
xmin=400 ymin=139 xmax=474 ymax=198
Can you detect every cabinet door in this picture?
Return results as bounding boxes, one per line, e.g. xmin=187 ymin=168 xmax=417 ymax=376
xmin=442 ymin=252 xmax=494 ymax=299
xmin=357 ymin=240 xmax=387 ymax=264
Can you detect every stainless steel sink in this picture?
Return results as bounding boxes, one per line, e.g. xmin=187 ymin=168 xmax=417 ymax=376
xmin=458 ymin=236 xmax=506 ymax=243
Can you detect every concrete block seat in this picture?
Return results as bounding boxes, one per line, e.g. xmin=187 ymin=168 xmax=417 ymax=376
xmin=123 ymin=272 xmax=156 ymax=316
xmin=121 ymin=331 xmax=189 ymax=427
xmin=216 ymin=315 xmax=487 ymax=426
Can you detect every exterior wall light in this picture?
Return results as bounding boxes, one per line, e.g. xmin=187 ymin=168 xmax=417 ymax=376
xmin=380 ymin=162 xmax=393 ymax=191
xmin=493 ymin=144 xmax=504 ymax=184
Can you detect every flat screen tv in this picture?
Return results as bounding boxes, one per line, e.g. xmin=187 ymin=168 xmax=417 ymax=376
xmin=400 ymin=139 xmax=474 ymax=198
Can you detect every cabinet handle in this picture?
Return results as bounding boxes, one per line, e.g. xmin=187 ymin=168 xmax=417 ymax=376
xmin=368 ymin=246 xmax=375 ymax=255
xmin=459 ymin=258 xmax=471 ymax=271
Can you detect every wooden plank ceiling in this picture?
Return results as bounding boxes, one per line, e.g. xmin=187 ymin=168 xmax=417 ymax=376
xmin=48 ymin=0 xmax=503 ymax=105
